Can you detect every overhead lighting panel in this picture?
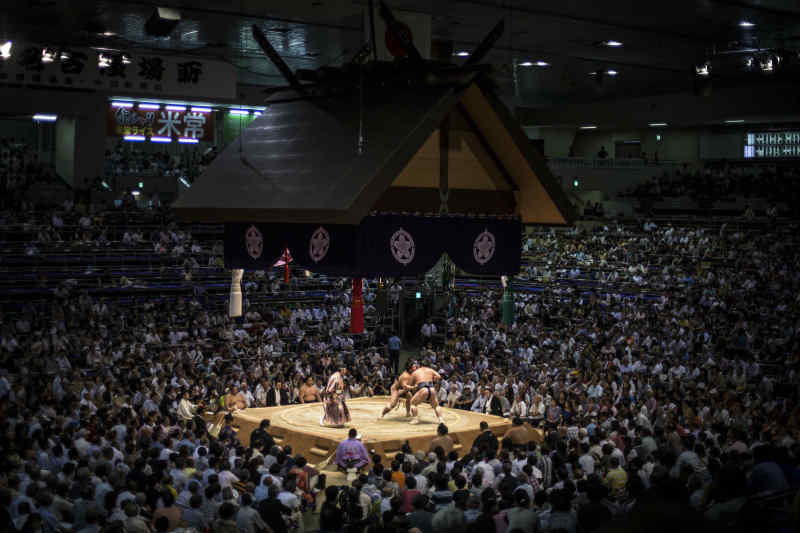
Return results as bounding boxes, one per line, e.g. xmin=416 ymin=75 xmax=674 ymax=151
xmin=1 ymin=41 xmax=12 ymax=60
xmin=695 ymin=62 xmax=711 ymax=76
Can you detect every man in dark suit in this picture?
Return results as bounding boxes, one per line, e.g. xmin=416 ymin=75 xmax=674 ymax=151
xmin=485 ymin=389 xmax=504 ymax=417
xmin=266 ymin=381 xmax=290 ymax=406
xmin=250 ymin=419 xmax=275 ymax=451
xmin=471 ymin=421 xmax=499 ymax=456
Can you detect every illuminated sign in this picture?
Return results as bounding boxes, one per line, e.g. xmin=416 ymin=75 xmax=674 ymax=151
xmin=744 ymin=131 xmax=800 ymax=158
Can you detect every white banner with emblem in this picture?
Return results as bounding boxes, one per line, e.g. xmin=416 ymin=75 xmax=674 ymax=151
xmin=0 ymin=43 xmax=236 ymax=100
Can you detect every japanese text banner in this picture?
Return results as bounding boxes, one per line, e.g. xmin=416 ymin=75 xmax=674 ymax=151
xmin=107 ymin=105 xmax=215 ymax=141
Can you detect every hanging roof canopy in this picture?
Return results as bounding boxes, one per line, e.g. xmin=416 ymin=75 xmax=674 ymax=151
xmin=173 ymin=76 xmax=574 ymax=225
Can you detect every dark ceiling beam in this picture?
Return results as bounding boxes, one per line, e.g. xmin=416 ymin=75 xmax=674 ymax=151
xmin=450 ymin=0 xmax=714 ymax=43
xmin=706 ymin=0 xmax=800 ymax=19
xmin=101 ymin=0 xmax=361 ymax=32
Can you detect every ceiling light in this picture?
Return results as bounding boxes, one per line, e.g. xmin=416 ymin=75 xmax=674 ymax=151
xmin=535 ymin=60 xmax=550 ymax=67
xmin=579 ymin=125 xmax=597 ymax=130
xmin=131 ymin=190 xmax=141 ymax=196
xmin=98 ymin=54 xmax=111 ymax=68
xmin=253 ymin=111 xmax=262 ymax=116
xmin=122 ymin=54 xmax=132 ymax=65
xmin=519 ymin=61 xmax=534 ymax=67
xmin=725 ymin=119 xmax=745 ymax=123
xmin=179 ymin=177 xmax=191 ymax=188
xmin=745 ymin=56 xmax=754 ymax=69
xmin=739 ymin=21 xmax=755 ymax=28
xmin=138 ymin=103 xmax=161 ymax=110
xmin=603 ymin=40 xmax=623 ymax=47
xmin=760 ymin=56 xmax=773 ymax=72
xmin=41 ymin=48 xmax=56 ymax=63
xmin=182 ymin=30 xmax=198 ymax=37
xmin=138 ymin=182 xmax=144 ymax=188
xmin=123 ymin=135 xmax=145 ymax=142
xmin=165 ymin=105 xmax=186 ymax=111
xmin=150 ymin=136 xmax=172 ymax=143
xmin=695 ymin=62 xmax=711 ymax=76
xmin=111 ymin=101 xmax=134 ymax=108
xmin=649 ymin=122 xmax=668 ymax=127
xmin=101 ymin=31 xmax=116 ymax=37
xmin=0 ymin=41 xmax=12 ymax=59
xmin=454 ymin=51 xmax=470 ymax=57
xmin=191 ymin=106 xmax=212 ymax=113
xmin=33 ymin=114 xmax=57 ymax=122
xmin=229 ymin=109 xmax=249 ymax=115
xmin=178 ymin=138 xmax=199 ymax=144
xmin=606 ymin=69 xmax=618 ymax=76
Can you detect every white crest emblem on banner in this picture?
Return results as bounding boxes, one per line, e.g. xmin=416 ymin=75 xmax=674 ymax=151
xmin=309 ymin=226 xmax=330 ymax=263
xmin=245 ymin=225 xmax=263 ymax=260
xmin=473 ymin=229 xmax=496 ymax=265
xmin=390 ymin=228 xmax=415 ymax=265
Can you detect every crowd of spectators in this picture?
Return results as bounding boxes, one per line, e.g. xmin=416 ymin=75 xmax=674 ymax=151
xmin=0 ymin=137 xmax=60 ymax=209
xmin=619 ymin=163 xmax=800 ymax=209
xmin=0 ymin=213 xmax=799 ymax=533
xmin=103 ymin=142 xmax=218 ymax=187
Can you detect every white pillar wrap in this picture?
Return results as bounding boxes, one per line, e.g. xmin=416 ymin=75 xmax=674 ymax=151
xmin=229 ymin=269 xmax=244 ymax=317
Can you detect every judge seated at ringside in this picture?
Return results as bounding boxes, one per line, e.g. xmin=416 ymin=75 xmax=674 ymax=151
xmin=335 ymin=428 xmax=370 ymax=472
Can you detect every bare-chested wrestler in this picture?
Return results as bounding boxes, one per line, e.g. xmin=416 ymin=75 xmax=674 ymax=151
xmin=378 ymin=361 xmax=418 ymax=420
xmin=299 ymin=377 xmax=321 ymax=403
xmin=404 ymin=365 xmax=444 ymax=424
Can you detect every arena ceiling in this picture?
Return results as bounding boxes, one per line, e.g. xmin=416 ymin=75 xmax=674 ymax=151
xmin=3 ymin=0 xmax=800 ymax=114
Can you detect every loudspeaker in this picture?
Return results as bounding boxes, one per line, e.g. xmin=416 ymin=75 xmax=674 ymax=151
xmin=145 ymin=7 xmax=181 ymax=37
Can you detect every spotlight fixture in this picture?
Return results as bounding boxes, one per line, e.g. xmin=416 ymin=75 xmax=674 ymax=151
xmin=695 ymin=62 xmax=711 ymax=76
xmin=739 ymin=21 xmax=755 ymax=28
xmin=0 ymin=41 xmax=12 ymax=59
xmin=41 ymin=48 xmax=56 ymax=63
xmin=602 ymin=40 xmax=623 ymax=47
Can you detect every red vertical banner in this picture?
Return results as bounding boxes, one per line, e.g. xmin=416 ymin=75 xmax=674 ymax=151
xmin=350 ymin=278 xmax=364 ymax=334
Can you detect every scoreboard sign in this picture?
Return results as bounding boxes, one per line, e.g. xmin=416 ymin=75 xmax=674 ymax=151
xmin=744 ymin=131 xmax=800 ymax=159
